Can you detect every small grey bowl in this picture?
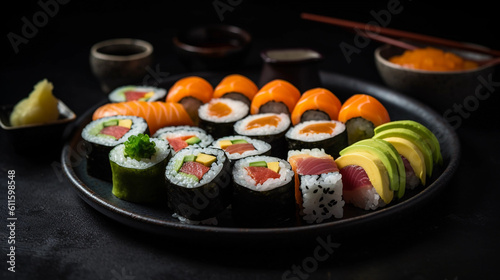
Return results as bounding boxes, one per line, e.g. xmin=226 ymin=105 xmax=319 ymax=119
xmin=375 ymin=44 xmax=496 ymax=113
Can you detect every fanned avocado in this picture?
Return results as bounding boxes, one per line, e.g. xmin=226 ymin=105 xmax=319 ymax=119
xmin=375 ymin=120 xmax=442 ymax=165
xmin=373 ymin=128 xmax=433 ymax=177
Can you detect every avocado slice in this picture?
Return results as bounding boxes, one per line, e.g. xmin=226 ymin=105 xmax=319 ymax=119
xmin=102 ymin=119 xmax=119 ymax=127
xmin=372 ymin=128 xmax=433 ymax=177
xmin=173 ymin=158 xmax=184 ymax=172
xmin=178 ymin=172 xmax=199 ymax=183
xmin=185 ymin=136 xmax=201 ymax=145
xmin=183 ymin=155 xmax=197 ymax=162
xmin=231 ymin=139 xmax=249 ymax=144
xmin=249 ymin=161 xmax=268 ymax=167
xmin=341 ymin=138 xmax=405 ymax=198
xmin=335 ymin=152 xmax=393 ymax=204
xmin=383 ymin=136 xmax=426 ymax=186
xmin=375 ymin=120 xmax=442 ymax=165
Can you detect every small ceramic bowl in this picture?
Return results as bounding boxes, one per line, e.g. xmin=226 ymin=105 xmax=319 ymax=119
xmin=0 ymin=101 xmax=76 ymax=155
xmin=173 ymin=24 xmax=252 ymax=71
xmin=90 ymin=38 xmax=154 ymax=94
xmin=375 ymin=44 xmax=496 ymax=113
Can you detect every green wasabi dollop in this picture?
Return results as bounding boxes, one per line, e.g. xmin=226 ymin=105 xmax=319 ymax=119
xmin=124 ymin=134 xmax=156 ymax=160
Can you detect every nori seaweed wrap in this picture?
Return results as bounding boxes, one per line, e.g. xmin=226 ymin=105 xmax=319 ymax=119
xmin=165 ymin=147 xmax=232 ymax=222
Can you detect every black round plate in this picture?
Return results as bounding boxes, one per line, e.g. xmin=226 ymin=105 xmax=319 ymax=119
xmin=61 ymin=71 xmax=460 ymax=242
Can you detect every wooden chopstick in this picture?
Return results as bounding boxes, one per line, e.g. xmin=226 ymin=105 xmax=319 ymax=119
xmin=301 ymin=12 xmax=500 ymax=57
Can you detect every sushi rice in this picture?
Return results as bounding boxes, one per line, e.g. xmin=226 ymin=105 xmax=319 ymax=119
xmin=109 ymin=138 xmax=170 ymax=169
xmin=82 ymin=115 xmax=149 ymax=146
xmin=233 ymin=113 xmax=290 ymax=136
xmin=232 ymin=155 xmax=294 ymax=192
xmin=165 ymin=147 xmax=226 ymax=189
xmin=108 ymin=85 xmax=166 ymax=103
xmin=198 ymin=98 xmax=249 ymax=123
xmin=153 ymin=125 xmax=214 ymax=153
xmin=285 ymin=120 xmax=346 ymax=142
xmin=288 ymin=148 xmax=345 ymax=223
xmin=211 ymin=135 xmax=271 ymax=161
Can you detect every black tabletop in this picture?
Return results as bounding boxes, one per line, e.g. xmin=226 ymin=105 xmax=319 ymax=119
xmin=2 ymin=1 xmax=500 ymax=279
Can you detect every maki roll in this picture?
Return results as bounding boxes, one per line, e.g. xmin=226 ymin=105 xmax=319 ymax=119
xmin=108 ymin=85 xmax=166 ymax=103
xmin=109 ymin=134 xmax=170 ymax=203
xmin=291 ymin=88 xmax=342 ymax=126
xmin=81 ymin=115 xmax=149 ymax=181
xmin=232 ymin=155 xmax=295 ymax=226
xmin=212 ymin=135 xmax=272 ymax=165
xmin=338 ymin=94 xmax=390 ymax=145
xmin=285 ymin=120 xmax=348 ymax=158
xmin=198 ymin=98 xmax=249 ymax=139
xmin=233 ymin=113 xmax=291 ymax=159
xmin=166 ymin=76 xmax=214 ymax=125
xmin=250 ymin=79 xmax=301 ymax=115
xmin=153 ymin=125 xmax=214 ymax=154
xmin=213 ymin=74 xmax=259 ymax=107
xmin=288 ymin=149 xmax=345 ymax=224
xmin=165 ymin=147 xmax=232 ymax=222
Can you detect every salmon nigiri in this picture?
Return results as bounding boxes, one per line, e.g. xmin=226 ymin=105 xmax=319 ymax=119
xmin=213 ymin=74 xmax=258 ymax=106
xmin=338 ymin=94 xmax=390 ymax=145
xmin=251 ymin=79 xmax=301 ymax=115
xmin=92 ymin=101 xmax=193 ymax=135
xmin=165 ymin=76 xmax=214 ymax=124
xmin=291 ymin=88 xmax=342 ymax=126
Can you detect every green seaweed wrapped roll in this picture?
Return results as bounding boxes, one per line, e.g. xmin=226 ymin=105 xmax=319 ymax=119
xmin=165 ymin=147 xmax=232 ymax=223
xmin=232 ymin=155 xmax=295 ymax=226
xmin=109 ymin=134 xmax=170 ymax=203
xmin=81 ymin=115 xmax=149 ymax=181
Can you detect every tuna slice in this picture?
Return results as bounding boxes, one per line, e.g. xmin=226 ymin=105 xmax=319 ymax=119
xmin=339 ymin=165 xmax=381 ymax=210
xmin=99 ymin=126 xmax=130 ymax=139
xmin=167 ymin=135 xmax=195 ymax=152
xmin=223 ymin=143 xmax=255 ymax=154
xmin=401 ymin=155 xmax=420 ymax=189
xmin=292 ymin=155 xmax=339 ymax=175
xmin=245 ymin=166 xmax=280 ymax=185
xmin=124 ymin=90 xmax=147 ymax=101
xmin=179 ymin=161 xmax=210 ymax=180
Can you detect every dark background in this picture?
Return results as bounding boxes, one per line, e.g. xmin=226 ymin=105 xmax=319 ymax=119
xmin=1 ymin=1 xmax=499 ymax=279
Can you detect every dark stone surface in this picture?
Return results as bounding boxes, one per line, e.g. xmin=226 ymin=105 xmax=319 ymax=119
xmin=1 ymin=1 xmax=499 ymax=279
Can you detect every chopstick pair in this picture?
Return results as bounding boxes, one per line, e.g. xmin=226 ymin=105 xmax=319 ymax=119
xmin=301 ymin=12 xmax=500 ymax=57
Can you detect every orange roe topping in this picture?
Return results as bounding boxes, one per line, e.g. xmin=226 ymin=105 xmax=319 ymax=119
xmin=245 ymin=115 xmax=281 ymax=129
xmin=208 ymin=102 xmax=232 ymax=117
xmin=299 ymin=122 xmax=337 ymax=134
xmin=389 ymin=47 xmax=478 ymax=71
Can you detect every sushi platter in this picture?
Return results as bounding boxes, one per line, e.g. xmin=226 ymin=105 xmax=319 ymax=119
xmin=61 ymin=70 xmax=460 ymax=241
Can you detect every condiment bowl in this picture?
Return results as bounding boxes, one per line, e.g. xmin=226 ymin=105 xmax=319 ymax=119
xmin=173 ymin=24 xmax=252 ymax=71
xmin=374 ymin=43 xmax=496 ymax=113
xmin=0 ymin=101 xmax=76 ymax=155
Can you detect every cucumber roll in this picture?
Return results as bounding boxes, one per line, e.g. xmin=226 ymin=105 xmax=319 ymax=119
xmin=211 ymin=135 xmax=271 ymax=165
xmin=233 ymin=113 xmax=291 ymax=159
xmin=285 ymin=120 xmax=347 ymax=158
xmin=198 ymin=98 xmax=249 ymax=139
xmin=108 ymin=85 xmax=166 ymax=103
xmin=288 ymin=149 xmax=345 ymax=224
xmin=165 ymin=147 xmax=232 ymax=222
xmin=81 ymin=115 xmax=149 ymax=181
xmin=153 ymin=125 xmax=214 ymax=154
xmin=109 ymin=134 xmax=170 ymax=203
xmin=232 ymin=155 xmax=295 ymax=226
